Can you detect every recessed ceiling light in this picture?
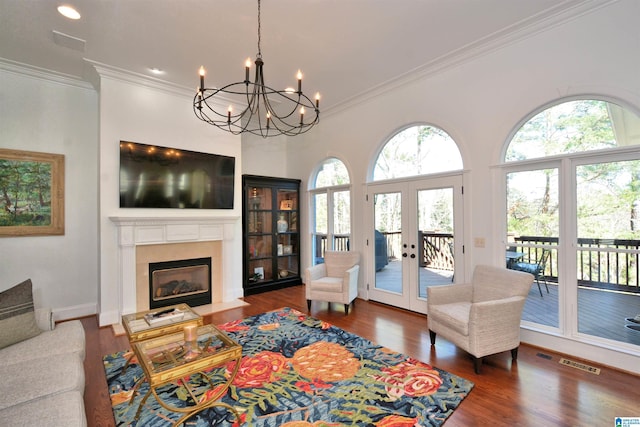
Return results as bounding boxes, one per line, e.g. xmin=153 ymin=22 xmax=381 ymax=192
xmin=149 ymin=68 xmax=165 ymax=75
xmin=58 ymin=5 xmax=81 ymax=20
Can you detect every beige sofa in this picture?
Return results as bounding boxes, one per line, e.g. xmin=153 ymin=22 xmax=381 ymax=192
xmin=0 ymin=308 xmax=86 ymax=426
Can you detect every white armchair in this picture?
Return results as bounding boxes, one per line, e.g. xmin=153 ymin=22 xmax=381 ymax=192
xmin=427 ymin=264 xmax=534 ymax=374
xmin=305 ymin=251 xmax=360 ymax=315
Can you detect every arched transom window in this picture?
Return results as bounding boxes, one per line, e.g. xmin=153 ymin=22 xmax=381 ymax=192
xmin=373 ymin=125 xmax=463 ymax=181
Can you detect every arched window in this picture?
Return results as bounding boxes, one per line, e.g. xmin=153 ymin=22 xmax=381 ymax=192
xmin=310 ymin=158 xmax=351 ymax=264
xmin=503 ymin=98 xmax=640 ymax=350
xmin=506 ymin=99 xmax=640 ymax=162
xmin=373 ymin=125 xmax=462 ymax=181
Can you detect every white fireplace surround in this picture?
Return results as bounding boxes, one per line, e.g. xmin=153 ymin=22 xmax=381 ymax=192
xmin=109 ymin=216 xmax=241 ymax=318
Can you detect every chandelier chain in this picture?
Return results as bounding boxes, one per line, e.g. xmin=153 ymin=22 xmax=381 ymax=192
xmin=257 ymin=0 xmax=262 ymax=58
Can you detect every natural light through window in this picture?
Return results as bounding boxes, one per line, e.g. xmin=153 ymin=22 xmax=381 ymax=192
xmin=506 ymin=100 xmax=640 ymax=162
xmin=373 ymin=125 xmax=462 ymax=181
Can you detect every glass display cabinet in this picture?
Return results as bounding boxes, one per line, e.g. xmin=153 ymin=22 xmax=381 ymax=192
xmin=242 ymin=175 xmax=301 ymax=295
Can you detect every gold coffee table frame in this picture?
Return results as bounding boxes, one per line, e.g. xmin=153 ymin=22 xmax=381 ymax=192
xmin=131 ymin=324 xmax=242 ymax=426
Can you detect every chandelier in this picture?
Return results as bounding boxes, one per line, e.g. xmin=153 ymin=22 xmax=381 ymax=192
xmin=193 ymin=0 xmax=320 ymax=138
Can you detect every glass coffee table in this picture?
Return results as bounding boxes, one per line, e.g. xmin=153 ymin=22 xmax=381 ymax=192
xmin=130 ymin=324 xmax=242 ymax=426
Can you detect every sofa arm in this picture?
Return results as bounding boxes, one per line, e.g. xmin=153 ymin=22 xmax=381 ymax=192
xmin=35 ymin=308 xmax=54 ymax=331
xmin=427 ymin=283 xmax=473 ymax=305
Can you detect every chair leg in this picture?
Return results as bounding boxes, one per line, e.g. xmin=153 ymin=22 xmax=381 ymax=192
xmin=473 ymin=357 xmax=483 ymax=374
xmin=536 ymin=279 xmax=543 ymax=297
xmin=344 ymin=303 xmax=349 ymax=315
xmin=306 ymin=299 xmax=311 ymax=311
xmin=429 ymin=330 xmax=436 ymax=345
xmin=511 ymin=347 xmax=519 ymax=360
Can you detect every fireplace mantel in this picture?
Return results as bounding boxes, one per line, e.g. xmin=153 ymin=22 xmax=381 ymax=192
xmin=109 ymin=216 xmax=239 ymax=245
xmin=109 ymin=215 xmax=241 ymax=317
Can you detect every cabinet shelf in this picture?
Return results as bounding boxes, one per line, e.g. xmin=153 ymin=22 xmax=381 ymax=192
xmin=243 ymin=175 xmax=301 ymax=296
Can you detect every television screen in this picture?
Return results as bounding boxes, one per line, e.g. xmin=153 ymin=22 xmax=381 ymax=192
xmin=119 ymin=141 xmax=235 ymax=209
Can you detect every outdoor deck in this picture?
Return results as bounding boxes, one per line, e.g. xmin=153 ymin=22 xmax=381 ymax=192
xmin=373 ymin=259 xmax=640 ymax=347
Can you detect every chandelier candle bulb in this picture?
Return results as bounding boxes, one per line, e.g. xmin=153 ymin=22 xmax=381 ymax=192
xmin=297 ymin=70 xmax=302 ymax=93
xmin=300 ymin=106 xmax=305 ymax=124
xmin=199 ymin=66 xmax=205 ymax=91
xmin=227 ymin=106 xmax=232 ymax=123
xmin=315 ymin=93 xmax=320 ymax=109
xmin=245 ymin=58 xmax=251 ymax=82
xmin=266 ymin=111 xmax=271 ymax=128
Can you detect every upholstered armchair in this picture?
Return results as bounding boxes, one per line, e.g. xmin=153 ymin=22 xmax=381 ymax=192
xmin=427 ymin=265 xmax=534 ymax=374
xmin=305 ymin=251 xmax=360 ymax=315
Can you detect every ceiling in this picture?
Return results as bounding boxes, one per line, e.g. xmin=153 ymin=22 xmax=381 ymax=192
xmin=0 ymin=0 xmax=599 ymax=113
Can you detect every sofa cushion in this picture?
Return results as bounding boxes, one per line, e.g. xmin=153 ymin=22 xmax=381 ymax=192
xmin=0 ymin=279 xmax=42 ymax=349
xmin=0 ymin=390 xmax=87 ymax=427
xmin=0 ymin=353 xmax=85 ymax=410
xmin=0 ymin=320 xmax=86 ymax=365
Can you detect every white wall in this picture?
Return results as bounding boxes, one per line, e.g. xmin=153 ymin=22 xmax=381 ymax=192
xmin=259 ymin=1 xmax=640 ymax=373
xmin=96 ymin=68 xmax=244 ymax=326
xmin=0 ymin=67 xmax=99 ymax=320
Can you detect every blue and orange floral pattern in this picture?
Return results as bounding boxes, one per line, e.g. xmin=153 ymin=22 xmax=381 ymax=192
xmin=104 ymin=307 xmax=474 ymax=426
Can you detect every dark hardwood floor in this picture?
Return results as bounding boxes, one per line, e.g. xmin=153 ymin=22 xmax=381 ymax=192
xmin=81 ymin=285 xmax=640 ymax=427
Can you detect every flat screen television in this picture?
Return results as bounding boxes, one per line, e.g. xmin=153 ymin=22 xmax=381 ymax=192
xmin=119 ymin=141 xmax=235 ymax=209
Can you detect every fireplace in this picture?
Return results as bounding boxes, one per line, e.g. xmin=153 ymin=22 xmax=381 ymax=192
xmin=107 ymin=216 xmax=243 ymax=326
xmin=149 ymin=257 xmax=212 ymax=309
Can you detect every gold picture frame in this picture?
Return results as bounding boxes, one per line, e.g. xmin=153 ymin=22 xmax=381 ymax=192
xmin=0 ymin=149 xmax=65 ymax=236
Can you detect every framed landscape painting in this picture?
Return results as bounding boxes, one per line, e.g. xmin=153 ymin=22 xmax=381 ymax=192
xmin=0 ymin=149 xmax=64 ymax=236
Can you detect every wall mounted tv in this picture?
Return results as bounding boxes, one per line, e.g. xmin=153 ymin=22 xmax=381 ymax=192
xmin=119 ymin=141 xmax=235 ymax=209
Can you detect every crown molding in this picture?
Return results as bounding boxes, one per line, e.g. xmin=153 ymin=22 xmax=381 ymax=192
xmin=85 ymin=59 xmax=247 ymax=111
xmin=0 ymin=58 xmax=93 ymax=90
xmin=325 ymin=0 xmax=620 ymax=118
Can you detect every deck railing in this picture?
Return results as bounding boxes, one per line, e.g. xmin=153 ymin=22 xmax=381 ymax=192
xmin=315 ymin=232 xmax=640 ymax=293
xmin=513 ymin=236 xmax=640 ymax=293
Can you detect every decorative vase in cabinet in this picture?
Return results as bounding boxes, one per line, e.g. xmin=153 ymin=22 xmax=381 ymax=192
xmin=277 ymin=214 xmax=288 ymax=233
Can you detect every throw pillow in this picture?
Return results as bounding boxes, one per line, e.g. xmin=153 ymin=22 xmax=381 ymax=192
xmin=0 ymin=279 xmax=42 ymax=349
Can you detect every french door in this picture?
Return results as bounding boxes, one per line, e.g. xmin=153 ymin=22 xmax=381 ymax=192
xmin=367 ymin=175 xmax=463 ymax=313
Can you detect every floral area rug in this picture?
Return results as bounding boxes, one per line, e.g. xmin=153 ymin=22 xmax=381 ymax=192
xmin=104 ymin=307 xmax=473 ymax=426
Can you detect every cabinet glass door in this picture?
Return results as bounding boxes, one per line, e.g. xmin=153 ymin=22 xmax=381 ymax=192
xmin=247 ymin=186 xmax=273 ymax=283
xmin=276 ymin=189 xmax=299 ymax=279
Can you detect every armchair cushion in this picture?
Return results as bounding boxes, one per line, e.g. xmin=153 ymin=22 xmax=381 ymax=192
xmin=429 ymin=302 xmax=471 ymax=336
xmin=308 ymin=277 xmax=344 ymax=293
xmin=325 ymin=251 xmax=360 ymax=278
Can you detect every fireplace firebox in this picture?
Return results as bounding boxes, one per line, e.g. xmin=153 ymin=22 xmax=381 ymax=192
xmin=149 ymin=257 xmax=212 ymax=309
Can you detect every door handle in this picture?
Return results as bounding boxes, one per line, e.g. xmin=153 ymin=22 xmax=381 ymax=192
xmin=402 ymin=253 xmax=408 ymax=258
xmin=410 ymin=253 xmax=416 ymax=259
